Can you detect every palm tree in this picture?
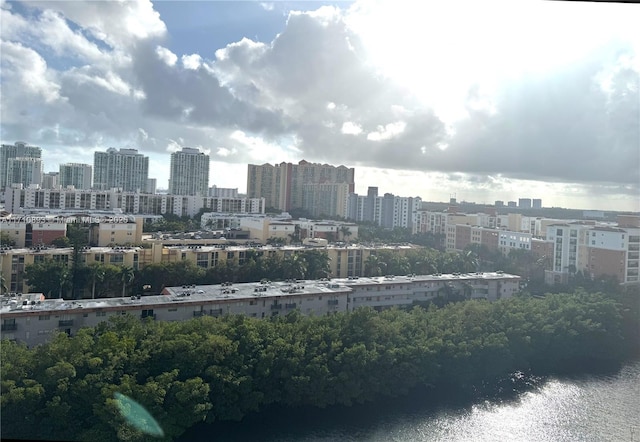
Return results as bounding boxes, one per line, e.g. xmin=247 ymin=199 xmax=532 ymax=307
xmin=461 ymin=250 xmax=479 ymax=273
xmin=88 ymin=263 xmax=106 ymax=299
xmin=58 ymin=268 xmax=71 ymax=299
xmin=282 ymin=254 xmax=307 ymax=280
xmin=339 ymin=226 xmax=352 ymax=243
xmin=120 ymin=266 xmax=135 ymax=297
xmin=303 ymin=250 xmax=331 ymax=279
xmin=364 ymin=255 xmax=385 ymax=277
xmin=0 ymin=272 xmax=8 ymax=295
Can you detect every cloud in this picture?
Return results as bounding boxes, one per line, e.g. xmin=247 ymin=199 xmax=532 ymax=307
xmin=341 ymin=122 xmax=362 ymax=135
xmin=0 ymin=1 xmax=638 ymax=210
xmin=181 ymin=53 xmax=202 ymax=70
xmin=155 ymin=46 xmax=177 ymax=66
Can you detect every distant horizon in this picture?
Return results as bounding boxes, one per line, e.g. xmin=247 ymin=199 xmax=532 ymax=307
xmin=1 ymin=1 xmax=638 ymax=212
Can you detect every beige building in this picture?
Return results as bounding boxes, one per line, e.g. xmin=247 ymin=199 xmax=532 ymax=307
xmin=89 ymin=217 xmax=143 ymax=246
xmin=0 ymin=241 xmax=416 ymax=294
xmin=0 ymin=218 xmax=67 ymax=248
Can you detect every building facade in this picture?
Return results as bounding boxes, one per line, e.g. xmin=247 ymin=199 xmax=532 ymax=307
xmin=1 ymin=272 xmax=521 ymax=347
xmin=3 ymin=187 xmax=266 ymax=218
xmin=59 ymin=163 xmax=92 ymax=190
xmin=247 ymin=160 xmax=355 ymax=217
xmin=169 ymin=147 xmax=210 ymax=196
xmin=6 ymin=157 xmax=43 ymax=189
xmin=0 ymin=142 xmax=42 ymax=190
xmin=93 ymin=148 xmax=149 ymax=192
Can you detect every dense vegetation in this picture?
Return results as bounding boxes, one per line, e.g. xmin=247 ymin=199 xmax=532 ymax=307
xmin=2 ymin=291 xmax=637 ymax=441
xmin=23 ymin=246 xmax=484 ymax=299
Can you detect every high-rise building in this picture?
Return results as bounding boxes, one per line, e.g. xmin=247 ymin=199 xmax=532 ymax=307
xmin=6 ymin=157 xmax=43 ymax=188
xmin=347 ymin=190 xmax=421 ymax=231
xmin=364 ymin=186 xmax=378 ymax=223
xmin=507 ymin=201 xmax=517 ymax=208
xmin=247 ymin=160 xmax=355 ymax=217
xmin=146 ymin=178 xmax=157 ymax=194
xmin=208 ymin=186 xmax=239 ymax=198
xmin=0 ymin=141 xmax=42 ymax=189
xmin=168 ymin=147 xmax=210 ymax=196
xmin=494 ymin=200 xmax=504 ymax=207
xmin=59 ymin=163 xmax=92 ymax=190
xmin=519 ymin=198 xmax=532 ymax=209
xmin=532 ymin=198 xmax=542 ymax=209
xmin=42 ymin=172 xmax=60 ymax=189
xmin=93 ymin=148 xmax=149 ymax=192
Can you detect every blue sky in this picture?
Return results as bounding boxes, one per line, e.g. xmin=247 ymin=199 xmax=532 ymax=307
xmin=1 ymin=0 xmax=638 ymax=211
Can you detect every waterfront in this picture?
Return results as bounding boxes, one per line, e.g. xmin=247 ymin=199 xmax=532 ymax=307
xmin=182 ymin=360 xmax=640 ymax=442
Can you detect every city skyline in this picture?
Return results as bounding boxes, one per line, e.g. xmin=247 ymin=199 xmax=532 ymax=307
xmin=1 ymin=1 xmax=638 ymax=211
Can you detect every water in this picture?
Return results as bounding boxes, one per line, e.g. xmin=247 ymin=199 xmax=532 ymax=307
xmin=181 ymin=360 xmax=640 ymax=441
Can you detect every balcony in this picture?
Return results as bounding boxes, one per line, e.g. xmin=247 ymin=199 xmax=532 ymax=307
xmin=58 ymin=320 xmax=74 ymax=327
xmin=285 ymin=303 xmax=297 ymax=309
xmin=271 ymin=304 xmax=283 ymax=310
xmin=1 ymin=323 xmax=17 ymax=332
xmin=327 ymin=299 xmax=339 ymax=306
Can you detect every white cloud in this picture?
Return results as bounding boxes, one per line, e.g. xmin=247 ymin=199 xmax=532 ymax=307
xmin=0 ymin=40 xmax=62 ymax=103
xmin=155 ymin=45 xmax=177 ymax=66
xmin=341 ymin=121 xmax=362 ymax=135
xmin=1 ymin=1 xmax=638 ymax=211
xmin=181 ymin=53 xmax=202 ymax=70
xmin=366 ymin=121 xmax=406 ymax=141
xmin=166 ymin=140 xmax=182 ymax=153
xmin=22 ymin=0 xmax=166 ymax=48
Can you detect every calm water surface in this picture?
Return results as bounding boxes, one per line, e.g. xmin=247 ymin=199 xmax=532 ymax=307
xmin=183 ymin=360 xmax=640 ymax=442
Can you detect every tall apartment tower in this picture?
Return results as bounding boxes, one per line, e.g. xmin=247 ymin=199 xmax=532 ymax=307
xmin=168 ymin=147 xmax=210 ymax=196
xmin=59 ymin=163 xmax=92 ymax=190
xmin=0 ymin=141 xmax=42 ymax=189
xmin=247 ymin=160 xmax=355 ymax=217
xmin=93 ymin=148 xmax=149 ymax=192
xmin=364 ymin=186 xmax=379 ymax=223
xmin=42 ymin=172 xmax=60 ymax=189
xmin=519 ymin=198 xmax=532 ymax=209
xmin=6 ymin=157 xmax=43 ymax=188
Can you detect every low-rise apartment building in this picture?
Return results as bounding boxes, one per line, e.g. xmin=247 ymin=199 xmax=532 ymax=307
xmin=0 ymin=272 xmax=521 ymax=347
xmin=0 ymin=242 xmax=420 ymax=293
xmin=4 ymin=186 xmax=266 ymax=218
xmin=545 ymin=217 xmax=640 ymax=285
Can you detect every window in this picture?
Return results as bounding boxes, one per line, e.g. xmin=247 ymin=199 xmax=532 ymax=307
xmin=96 ymin=312 xmax=106 ymax=317
xmin=38 ymin=315 xmax=50 ymax=321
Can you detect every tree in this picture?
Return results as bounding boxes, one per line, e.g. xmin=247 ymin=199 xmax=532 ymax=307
xmin=288 ymin=225 xmax=302 ymax=245
xmin=0 ymin=272 xmax=8 ymax=294
xmin=302 ymin=250 xmax=331 ymax=279
xmin=364 ymin=254 xmax=385 ymax=277
xmin=88 ymin=263 xmax=106 ymax=299
xmin=120 ymin=266 xmax=136 ymax=297
xmin=282 ymin=254 xmax=307 ymax=280
xmin=339 ymin=226 xmax=352 ymax=242
xmin=58 ymin=268 xmax=72 ymax=299
xmin=266 ymin=237 xmax=286 ymax=246
xmin=24 ymin=261 xmax=69 ymax=298
xmin=460 ymin=250 xmax=479 ymax=273
xmin=0 ymin=231 xmax=16 ymax=247
xmin=51 ymin=236 xmax=71 ymax=248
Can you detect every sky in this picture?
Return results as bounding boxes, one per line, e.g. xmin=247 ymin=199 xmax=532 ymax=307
xmin=1 ymin=0 xmax=639 ymax=211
